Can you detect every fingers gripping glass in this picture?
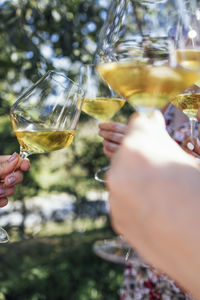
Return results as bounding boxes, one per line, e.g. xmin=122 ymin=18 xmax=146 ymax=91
xmin=0 ymin=71 xmax=84 ymax=243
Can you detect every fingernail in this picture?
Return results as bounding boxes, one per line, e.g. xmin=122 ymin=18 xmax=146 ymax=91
xmin=187 ymin=142 xmax=194 ymax=151
xmin=0 ymin=188 xmax=5 ymax=195
xmin=7 ymin=176 xmax=16 ymax=185
xmin=8 ymin=152 xmax=18 ymax=162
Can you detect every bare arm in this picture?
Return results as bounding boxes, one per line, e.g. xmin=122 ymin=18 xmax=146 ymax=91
xmin=107 ymin=111 xmax=200 ymax=299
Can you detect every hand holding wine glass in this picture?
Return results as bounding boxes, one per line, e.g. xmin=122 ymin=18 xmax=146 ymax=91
xmin=10 ymin=71 xmax=83 ymax=158
xmin=7 ymin=71 xmax=84 ymax=243
xmin=0 ymin=153 xmax=30 ymax=243
xmin=93 ymin=0 xmax=200 ymax=268
xmin=80 ymin=64 xmax=125 ymax=181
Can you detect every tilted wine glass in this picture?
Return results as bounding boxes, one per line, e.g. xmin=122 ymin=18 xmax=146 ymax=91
xmin=4 ymin=71 xmax=84 ymax=243
xmin=10 ymin=71 xmax=83 ymax=158
xmin=79 ymin=64 xmax=125 ymax=181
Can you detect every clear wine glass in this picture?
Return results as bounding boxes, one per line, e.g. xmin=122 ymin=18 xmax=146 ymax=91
xmin=2 ymin=71 xmax=84 ymax=243
xmin=172 ymin=84 xmax=200 ymax=148
xmin=79 ymin=64 xmax=125 ymax=181
xmin=93 ymin=0 xmax=200 ymax=262
xmin=97 ymin=0 xmax=200 ymax=113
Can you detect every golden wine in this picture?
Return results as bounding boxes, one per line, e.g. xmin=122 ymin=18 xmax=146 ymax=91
xmin=171 ymin=93 xmax=200 ymax=120
xmin=97 ymin=50 xmax=200 ymax=108
xmin=176 ymin=49 xmax=200 ymax=71
xmin=81 ymin=97 xmax=125 ymax=121
xmin=14 ymin=129 xmax=75 ymax=155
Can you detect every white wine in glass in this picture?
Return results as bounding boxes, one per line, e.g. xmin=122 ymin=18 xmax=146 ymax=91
xmin=1 ymin=71 xmax=84 ymax=243
xmin=171 ymin=85 xmax=200 ymax=141
xmin=80 ymin=65 xmax=125 ymax=122
xmin=10 ymin=71 xmax=83 ymax=158
xmin=97 ymin=0 xmax=200 ymax=114
xmin=94 ymin=0 xmax=200 ymax=263
xmin=80 ymin=64 xmax=125 ymax=181
xmin=82 ymin=97 xmax=125 ymax=121
xmin=97 ymin=58 xmax=200 ymax=110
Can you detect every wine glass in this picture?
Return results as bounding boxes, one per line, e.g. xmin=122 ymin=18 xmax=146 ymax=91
xmin=172 ymin=84 xmax=200 ymax=148
xmin=4 ymin=70 xmax=84 ymax=243
xmin=97 ymin=0 xmax=200 ymax=114
xmin=79 ymin=64 xmax=125 ymax=181
xmin=93 ymin=0 xmax=200 ymax=263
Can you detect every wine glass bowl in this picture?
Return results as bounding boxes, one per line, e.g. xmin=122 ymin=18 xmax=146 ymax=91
xmin=94 ymin=0 xmax=200 ymax=263
xmin=171 ymin=84 xmax=200 ymax=141
xmin=10 ymin=71 xmax=84 ymax=159
xmin=0 ymin=71 xmax=83 ymax=244
xmin=97 ymin=0 xmax=200 ymax=112
xmin=79 ymin=64 xmax=125 ymax=182
xmin=80 ymin=64 xmax=125 ymax=121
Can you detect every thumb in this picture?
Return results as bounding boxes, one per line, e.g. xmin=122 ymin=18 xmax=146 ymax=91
xmin=0 ymin=153 xmax=19 ymax=178
xmin=128 ymin=110 xmax=166 ymax=132
xmin=149 ymin=110 xmax=166 ymax=129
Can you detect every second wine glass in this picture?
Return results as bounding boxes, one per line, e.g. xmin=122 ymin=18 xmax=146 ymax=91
xmin=80 ymin=64 xmax=125 ymax=181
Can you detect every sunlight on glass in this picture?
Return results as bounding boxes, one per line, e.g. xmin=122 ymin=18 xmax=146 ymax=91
xmin=196 ymin=8 xmax=200 ymax=20
xmin=188 ymin=29 xmax=197 ymax=39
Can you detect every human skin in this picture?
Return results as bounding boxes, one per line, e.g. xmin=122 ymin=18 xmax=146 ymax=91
xmin=0 ymin=152 xmax=30 ymax=207
xmin=98 ymin=121 xmax=127 ymax=158
xmin=98 ymin=108 xmax=200 ymax=159
xmin=106 ymin=111 xmax=200 ymax=299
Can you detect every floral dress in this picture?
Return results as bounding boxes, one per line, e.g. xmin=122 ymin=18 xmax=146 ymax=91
xmin=120 ymin=105 xmax=197 ymax=300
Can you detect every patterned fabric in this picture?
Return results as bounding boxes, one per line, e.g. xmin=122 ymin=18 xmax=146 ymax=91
xmin=120 ymin=263 xmax=192 ymax=300
xmin=120 ymin=105 xmax=196 ymax=300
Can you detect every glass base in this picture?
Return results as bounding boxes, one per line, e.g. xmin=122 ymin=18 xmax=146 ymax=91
xmin=93 ymin=237 xmax=144 ymax=265
xmin=0 ymin=227 xmax=9 ymax=243
xmin=94 ymin=166 xmax=110 ymax=182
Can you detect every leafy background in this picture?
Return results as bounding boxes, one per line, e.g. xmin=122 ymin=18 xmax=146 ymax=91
xmin=0 ymin=0 xmax=132 ymax=299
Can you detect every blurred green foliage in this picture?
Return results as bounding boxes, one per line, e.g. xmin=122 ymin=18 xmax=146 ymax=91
xmin=0 ymin=0 xmax=132 ymax=298
xmin=0 ymin=221 xmax=123 ymax=300
xmin=0 ymin=0 xmax=132 ymax=229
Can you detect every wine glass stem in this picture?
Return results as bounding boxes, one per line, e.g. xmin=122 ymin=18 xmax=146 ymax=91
xmin=137 ymin=106 xmax=156 ymax=116
xmin=20 ymin=150 xmax=29 ymax=159
xmin=189 ymin=118 xmax=196 ymax=142
xmin=0 ymin=227 xmax=9 ymax=243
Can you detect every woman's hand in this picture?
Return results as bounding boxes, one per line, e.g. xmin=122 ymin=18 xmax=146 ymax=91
xmin=0 ymin=153 xmax=30 ymax=207
xmin=98 ymin=122 xmax=128 ymax=158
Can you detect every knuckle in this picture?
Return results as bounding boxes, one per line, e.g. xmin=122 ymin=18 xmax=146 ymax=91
xmin=0 ymin=161 xmax=7 ymax=176
xmin=107 ymin=132 xmax=114 ymax=141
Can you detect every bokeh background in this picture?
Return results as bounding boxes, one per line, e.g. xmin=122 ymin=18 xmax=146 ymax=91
xmin=0 ymin=0 xmax=132 ymax=299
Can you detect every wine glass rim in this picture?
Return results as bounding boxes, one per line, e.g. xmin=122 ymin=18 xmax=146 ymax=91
xmin=10 ymin=70 xmax=83 ymax=112
xmin=46 ymin=70 xmax=79 ymax=86
xmin=80 ymin=63 xmax=96 ymax=68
